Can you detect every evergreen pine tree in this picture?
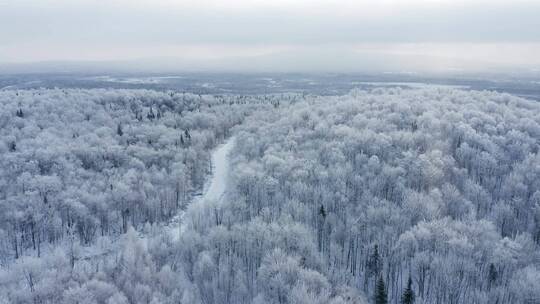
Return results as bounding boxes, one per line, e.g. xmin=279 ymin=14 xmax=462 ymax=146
xmin=117 ymin=123 xmax=123 ymax=136
xmin=319 ymin=205 xmax=326 ymax=218
xmin=317 ymin=205 xmax=327 ymax=252
xmin=488 ymin=263 xmax=498 ymax=289
xmin=375 ymin=276 xmax=388 ymax=304
xmin=147 ymin=107 xmax=155 ymax=120
xmin=368 ymin=244 xmax=381 ymax=276
xmin=402 ymin=275 xmax=415 ymax=304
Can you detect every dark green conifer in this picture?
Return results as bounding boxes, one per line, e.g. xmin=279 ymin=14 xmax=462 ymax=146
xmin=402 ymin=275 xmax=415 ymax=304
xmin=368 ymin=245 xmax=381 ymax=276
xmin=375 ymin=276 xmax=388 ymax=304
xmin=117 ymin=123 xmax=123 ymax=136
xmin=488 ymin=263 xmax=498 ymax=289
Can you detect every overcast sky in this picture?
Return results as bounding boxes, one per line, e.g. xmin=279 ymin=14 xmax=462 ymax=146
xmin=1 ymin=0 xmax=540 ymax=72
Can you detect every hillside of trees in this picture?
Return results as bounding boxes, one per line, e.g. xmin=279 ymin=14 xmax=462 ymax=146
xmin=0 ymin=89 xmax=289 ymax=303
xmin=0 ymin=87 xmax=539 ymax=304
xmin=180 ymin=88 xmax=540 ymax=304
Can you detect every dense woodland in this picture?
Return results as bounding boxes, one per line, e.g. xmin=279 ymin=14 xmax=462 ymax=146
xmin=0 ymin=89 xmax=285 ymax=303
xmin=0 ymin=89 xmax=259 ymax=259
xmin=225 ymin=88 xmax=540 ymax=304
xmin=0 ymin=88 xmax=539 ymax=304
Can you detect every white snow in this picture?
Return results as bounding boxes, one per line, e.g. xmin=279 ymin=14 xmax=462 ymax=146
xmin=203 ymin=137 xmax=235 ymax=203
xmin=353 ymin=81 xmax=470 ymax=89
xmin=168 ymin=137 xmax=235 ymax=240
xmin=84 ymin=75 xmax=184 ymax=84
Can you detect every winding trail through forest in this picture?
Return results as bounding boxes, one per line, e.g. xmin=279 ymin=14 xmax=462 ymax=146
xmin=169 ymin=137 xmax=236 ymax=240
xmin=200 ymin=137 xmax=236 ymax=203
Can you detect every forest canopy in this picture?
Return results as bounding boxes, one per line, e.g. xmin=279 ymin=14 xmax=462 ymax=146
xmin=221 ymin=88 xmax=540 ymax=303
xmin=0 ymin=87 xmax=539 ymax=304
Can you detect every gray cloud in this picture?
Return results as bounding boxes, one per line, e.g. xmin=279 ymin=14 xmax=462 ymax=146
xmin=1 ymin=0 xmax=539 ymax=71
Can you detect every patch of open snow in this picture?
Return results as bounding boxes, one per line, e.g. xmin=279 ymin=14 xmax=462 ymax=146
xmin=199 ymin=82 xmax=216 ymax=88
xmin=353 ymin=81 xmax=469 ymax=89
xmin=84 ymin=75 xmax=184 ymax=84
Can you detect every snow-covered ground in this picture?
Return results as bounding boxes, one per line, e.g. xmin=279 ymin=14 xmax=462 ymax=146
xmin=202 ymin=137 xmax=235 ymax=203
xmin=83 ymin=75 xmax=185 ymax=84
xmin=352 ymin=81 xmax=470 ymax=89
xmin=168 ymin=137 xmax=236 ymax=240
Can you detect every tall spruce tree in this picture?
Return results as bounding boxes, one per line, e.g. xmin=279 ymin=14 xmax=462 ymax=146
xmin=117 ymin=123 xmax=123 ymax=136
xmin=488 ymin=263 xmax=498 ymax=289
xmin=368 ymin=244 xmax=381 ymax=277
xmin=402 ymin=275 xmax=415 ymax=304
xmin=375 ymin=276 xmax=388 ymax=304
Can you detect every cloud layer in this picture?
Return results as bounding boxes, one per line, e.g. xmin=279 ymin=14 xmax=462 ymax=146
xmin=1 ymin=0 xmax=539 ymax=72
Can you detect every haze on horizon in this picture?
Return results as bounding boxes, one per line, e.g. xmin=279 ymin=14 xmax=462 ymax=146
xmin=1 ymin=0 xmax=540 ymax=73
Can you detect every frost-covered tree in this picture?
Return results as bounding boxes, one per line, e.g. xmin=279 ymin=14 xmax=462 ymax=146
xmin=219 ymin=88 xmax=540 ymax=304
xmin=1 ymin=87 xmax=539 ymax=304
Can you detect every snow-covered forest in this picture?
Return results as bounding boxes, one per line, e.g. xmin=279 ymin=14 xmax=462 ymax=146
xmin=0 ymin=88 xmax=539 ymax=304
xmin=0 ymin=89 xmax=282 ymax=303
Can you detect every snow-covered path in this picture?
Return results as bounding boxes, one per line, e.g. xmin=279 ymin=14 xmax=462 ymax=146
xmin=76 ymin=137 xmax=235 ymax=259
xmin=202 ymin=137 xmax=235 ymax=203
xmin=169 ymin=137 xmax=235 ymax=240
